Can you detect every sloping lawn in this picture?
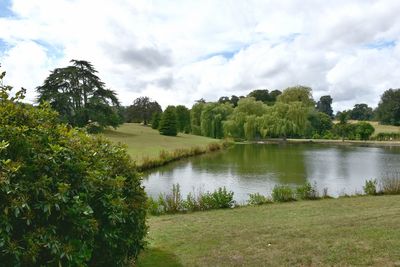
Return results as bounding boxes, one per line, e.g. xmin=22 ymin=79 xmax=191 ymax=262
xmin=138 ymin=195 xmax=400 ymax=266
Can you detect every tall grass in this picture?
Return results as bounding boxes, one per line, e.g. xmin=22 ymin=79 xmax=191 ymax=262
xmin=148 ymin=177 xmax=400 ymax=216
xmin=380 ymin=172 xmax=400 ymax=194
xmin=138 ymin=141 xmax=233 ymax=171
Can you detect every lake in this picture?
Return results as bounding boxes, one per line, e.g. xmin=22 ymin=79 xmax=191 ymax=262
xmin=143 ymin=143 xmax=400 ymax=203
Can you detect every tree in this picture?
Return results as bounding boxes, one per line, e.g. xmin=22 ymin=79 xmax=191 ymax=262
xmin=37 ymin=60 xmax=122 ymax=130
xmin=190 ymin=102 xmax=205 ymax=135
xmin=308 ymin=111 xmax=333 ymax=135
xmin=0 ymin=70 xmax=147 ymax=266
xmin=126 ymin=96 xmax=162 ymax=125
xmin=317 ymin=95 xmax=333 ymax=118
xmin=200 ymin=103 xmax=233 ymax=138
xmin=151 ymin=112 xmax=162 ymax=129
xmin=349 ymin=103 xmax=373 ymax=121
xmin=159 ymin=106 xmax=177 ymax=136
xmin=218 ymin=96 xmax=230 ymax=104
xmin=230 ymin=95 xmax=240 ymax=107
xmin=376 ymin=89 xmax=400 ymax=125
xmin=355 ymin=122 xmax=375 ymax=140
xmin=175 ymin=105 xmax=191 ymax=133
xmin=277 ymin=86 xmax=315 ymax=107
xmin=248 ymin=89 xmax=270 ymax=103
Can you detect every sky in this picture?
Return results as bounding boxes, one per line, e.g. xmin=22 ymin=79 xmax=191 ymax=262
xmin=0 ymin=0 xmax=399 ymax=111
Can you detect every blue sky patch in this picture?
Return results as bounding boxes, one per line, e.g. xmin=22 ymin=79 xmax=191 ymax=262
xmin=365 ymin=40 xmax=396 ymax=50
xmin=33 ymin=39 xmax=64 ymax=59
xmin=0 ymin=0 xmax=14 ymax=18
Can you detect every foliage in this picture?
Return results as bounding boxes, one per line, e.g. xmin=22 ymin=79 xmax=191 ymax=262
xmin=126 ymin=96 xmax=162 ymax=125
xmin=147 ymin=186 xmax=234 ymax=215
xmin=202 ymin=187 xmax=235 ymax=209
xmin=200 ymin=102 xmax=233 ymax=138
xmin=175 ymin=105 xmax=191 ymax=133
xmin=151 ymin=112 xmax=162 ymax=129
xmin=190 ymin=102 xmax=205 ymax=135
xmin=376 ymin=88 xmax=400 ymax=125
xmin=349 ymin=103 xmax=374 ymax=121
xmin=272 ymin=185 xmax=295 ymax=202
xmin=296 ymin=182 xmax=319 ymax=200
xmin=363 ymin=180 xmax=377 ymax=195
xmin=354 ymin=121 xmax=375 ymax=140
xmin=37 ymin=60 xmax=122 ymax=130
xmin=277 ymin=86 xmax=315 ymax=107
xmin=0 ymin=75 xmax=147 ymax=266
xmin=159 ymin=106 xmax=178 ymax=136
xmin=373 ymin=132 xmax=400 ymax=141
xmin=308 ymin=111 xmax=333 ymax=136
xmin=247 ymin=193 xmax=271 ymax=205
xmin=317 ymin=95 xmax=333 ymax=118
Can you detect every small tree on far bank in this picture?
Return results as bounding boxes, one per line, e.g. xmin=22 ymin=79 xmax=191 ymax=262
xmin=159 ymin=106 xmax=177 ymax=136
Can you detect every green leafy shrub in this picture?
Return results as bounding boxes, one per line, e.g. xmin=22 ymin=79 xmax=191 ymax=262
xmin=248 ymin=193 xmax=271 ymax=205
xmin=296 ymin=182 xmax=319 ymax=200
xmin=272 ymin=185 xmax=295 ymax=202
xmin=363 ymin=179 xmax=377 ymax=195
xmin=0 ymin=77 xmax=147 ymax=266
xmin=205 ymin=187 xmax=235 ymax=209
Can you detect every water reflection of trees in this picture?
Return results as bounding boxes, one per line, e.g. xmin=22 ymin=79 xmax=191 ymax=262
xmin=190 ymin=144 xmax=309 ymax=185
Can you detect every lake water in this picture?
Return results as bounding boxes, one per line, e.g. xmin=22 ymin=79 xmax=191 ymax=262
xmin=143 ymin=143 xmax=400 ymax=203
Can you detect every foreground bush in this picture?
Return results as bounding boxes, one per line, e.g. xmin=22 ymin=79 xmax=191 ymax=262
xmin=0 ymin=81 xmax=147 ymax=266
xmin=272 ymin=185 xmax=295 ymax=202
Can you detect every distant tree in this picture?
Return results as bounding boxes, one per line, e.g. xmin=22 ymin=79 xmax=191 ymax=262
xmin=126 ymin=97 xmax=162 ymax=125
xmin=159 ymin=106 xmax=177 ymax=136
xmin=277 ymin=86 xmax=315 ymax=107
xmin=218 ymin=96 xmax=231 ymax=104
xmin=190 ymin=102 xmax=205 ymax=135
xmin=248 ymin=89 xmax=270 ymax=103
xmin=195 ymin=98 xmax=206 ymax=104
xmin=376 ymin=89 xmax=400 ymax=125
xmin=37 ymin=60 xmax=122 ymax=130
xmin=269 ymin=90 xmax=282 ymax=104
xmin=175 ymin=105 xmax=191 ymax=133
xmin=349 ymin=103 xmax=373 ymax=121
xmin=230 ymin=95 xmax=240 ymax=107
xmin=151 ymin=112 xmax=162 ymax=129
xmin=317 ymin=95 xmax=333 ymax=118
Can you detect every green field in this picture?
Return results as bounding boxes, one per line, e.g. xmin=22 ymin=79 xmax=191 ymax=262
xmin=138 ymin=195 xmax=400 ymax=266
xmin=103 ymin=123 xmax=219 ymax=163
xmin=368 ymin=121 xmax=400 ymax=135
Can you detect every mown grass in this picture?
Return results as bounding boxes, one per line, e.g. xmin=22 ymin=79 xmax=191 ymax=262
xmin=138 ymin=195 xmax=400 ymax=267
xmin=103 ymin=123 xmax=220 ymax=164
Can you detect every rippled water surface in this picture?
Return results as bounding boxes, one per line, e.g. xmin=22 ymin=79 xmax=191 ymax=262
xmin=143 ymin=143 xmax=400 ymax=202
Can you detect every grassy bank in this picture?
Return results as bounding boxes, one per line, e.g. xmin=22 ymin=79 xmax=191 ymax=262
xmin=103 ymin=123 xmax=222 ymax=164
xmin=138 ymin=195 xmax=400 ymax=266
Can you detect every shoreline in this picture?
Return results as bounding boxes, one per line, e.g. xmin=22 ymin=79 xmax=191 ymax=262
xmin=242 ymin=138 xmax=400 ymax=147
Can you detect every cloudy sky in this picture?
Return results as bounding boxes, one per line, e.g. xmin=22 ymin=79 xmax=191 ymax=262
xmin=0 ymin=0 xmax=399 ymax=111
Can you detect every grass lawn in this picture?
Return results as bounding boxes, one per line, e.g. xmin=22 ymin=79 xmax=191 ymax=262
xmin=368 ymin=121 xmax=400 ymax=136
xmin=103 ymin=123 xmax=219 ymax=163
xmin=138 ymin=195 xmax=400 ymax=266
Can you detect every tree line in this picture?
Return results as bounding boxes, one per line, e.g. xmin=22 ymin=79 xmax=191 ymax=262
xmin=35 ymin=60 xmax=400 ymax=137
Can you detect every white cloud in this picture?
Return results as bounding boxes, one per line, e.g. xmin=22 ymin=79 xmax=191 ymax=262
xmin=0 ymin=0 xmax=399 ymax=111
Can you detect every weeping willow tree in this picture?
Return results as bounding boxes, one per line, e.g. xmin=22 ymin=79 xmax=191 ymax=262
xmin=37 ymin=60 xmax=122 ymax=130
xmin=200 ymin=102 xmax=233 ymax=139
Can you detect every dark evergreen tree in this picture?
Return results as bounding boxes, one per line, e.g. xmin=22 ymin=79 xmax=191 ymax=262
xmin=175 ymin=105 xmax=191 ymax=133
xmin=151 ymin=112 xmax=162 ymax=129
xmin=37 ymin=60 xmax=122 ymax=130
xmin=159 ymin=106 xmax=177 ymax=136
xmin=317 ymin=95 xmax=333 ymax=118
xmin=349 ymin=103 xmax=373 ymax=121
xmin=230 ymin=95 xmax=239 ymax=107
